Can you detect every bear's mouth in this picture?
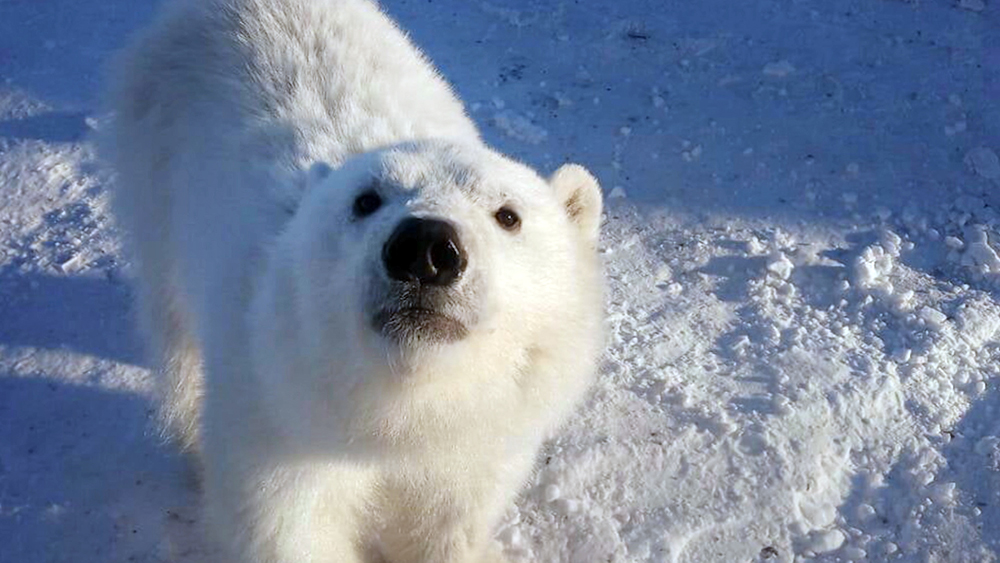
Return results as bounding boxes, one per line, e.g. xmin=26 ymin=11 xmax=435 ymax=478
xmin=372 ymin=307 xmax=468 ymax=343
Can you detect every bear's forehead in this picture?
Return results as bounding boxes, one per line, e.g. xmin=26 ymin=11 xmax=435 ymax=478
xmin=375 ymin=142 xmax=548 ymax=201
xmin=381 ymin=157 xmax=484 ymax=194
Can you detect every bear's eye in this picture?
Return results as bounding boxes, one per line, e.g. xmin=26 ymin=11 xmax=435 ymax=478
xmin=353 ymin=190 xmax=383 ymax=218
xmin=495 ymin=207 xmax=521 ymax=231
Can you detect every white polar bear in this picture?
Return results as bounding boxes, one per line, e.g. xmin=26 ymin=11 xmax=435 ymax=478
xmin=102 ymin=0 xmax=604 ymax=562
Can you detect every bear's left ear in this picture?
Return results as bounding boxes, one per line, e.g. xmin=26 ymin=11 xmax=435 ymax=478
xmin=307 ymin=161 xmax=333 ymax=187
xmin=549 ymin=163 xmax=602 ymax=246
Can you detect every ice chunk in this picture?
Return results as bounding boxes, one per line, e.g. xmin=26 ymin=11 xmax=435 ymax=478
xmin=853 ymin=244 xmax=896 ymax=293
xmin=919 ymin=307 xmax=948 ymax=330
xmin=805 ymin=529 xmax=846 ymax=554
xmin=767 ymin=251 xmax=794 ymax=280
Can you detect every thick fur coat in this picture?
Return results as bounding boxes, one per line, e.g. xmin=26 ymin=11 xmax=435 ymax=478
xmin=103 ymin=1 xmax=604 ymax=561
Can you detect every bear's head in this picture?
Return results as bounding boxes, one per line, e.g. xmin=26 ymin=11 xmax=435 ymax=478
xmin=252 ymin=140 xmax=603 ymax=449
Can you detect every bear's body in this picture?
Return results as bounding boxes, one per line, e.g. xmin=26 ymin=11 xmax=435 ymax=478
xmin=104 ymin=1 xmax=603 ymax=562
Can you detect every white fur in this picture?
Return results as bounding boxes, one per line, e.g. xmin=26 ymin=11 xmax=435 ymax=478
xmin=103 ymin=1 xmax=603 ymax=562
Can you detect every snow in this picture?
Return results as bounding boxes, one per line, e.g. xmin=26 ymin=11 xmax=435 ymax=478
xmin=965 ymin=147 xmax=1000 ymax=180
xmin=1 ymin=0 xmax=999 ymax=562
xmin=493 ymin=109 xmax=550 ymax=144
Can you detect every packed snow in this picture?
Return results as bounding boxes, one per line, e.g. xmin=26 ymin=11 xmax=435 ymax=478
xmin=1 ymin=0 xmax=998 ymax=562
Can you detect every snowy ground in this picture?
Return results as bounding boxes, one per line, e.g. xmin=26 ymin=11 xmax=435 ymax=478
xmin=1 ymin=0 xmax=999 ymax=562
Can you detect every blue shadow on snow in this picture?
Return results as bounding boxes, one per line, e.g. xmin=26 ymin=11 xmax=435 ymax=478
xmin=0 ymin=269 xmax=143 ymax=366
xmin=0 ymin=376 xmax=193 ymax=563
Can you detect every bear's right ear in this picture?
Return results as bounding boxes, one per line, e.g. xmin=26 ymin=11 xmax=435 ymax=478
xmin=549 ymin=163 xmax=602 ymax=247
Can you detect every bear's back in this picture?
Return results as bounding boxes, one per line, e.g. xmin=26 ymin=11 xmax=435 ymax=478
xmin=104 ymin=0 xmax=481 ymax=316
xmin=110 ymin=0 xmax=479 ymax=178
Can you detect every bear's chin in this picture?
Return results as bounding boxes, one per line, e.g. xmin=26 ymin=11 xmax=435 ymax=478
xmin=372 ymin=307 xmax=468 ymax=344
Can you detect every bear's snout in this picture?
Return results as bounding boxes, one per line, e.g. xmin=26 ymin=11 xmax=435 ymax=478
xmin=382 ymin=217 xmax=467 ymax=286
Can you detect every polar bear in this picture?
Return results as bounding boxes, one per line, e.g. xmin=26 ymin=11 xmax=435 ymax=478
xmin=103 ymin=0 xmax=604 ymax=562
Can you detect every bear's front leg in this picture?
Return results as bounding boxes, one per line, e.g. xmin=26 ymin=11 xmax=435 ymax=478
xmin=373 ymin=470 xmax=516 ymax=563
xmin=375 ymin=521 xmax=511 ymax=563
xmin=204 ymin=461 xmax=373 ymax=563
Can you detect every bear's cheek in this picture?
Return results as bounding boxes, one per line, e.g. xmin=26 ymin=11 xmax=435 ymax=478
xmin=298 ymin=246 xmax=371 ymax=329
xmin=469 ymin=260 xmax=537 ymax=334
xmin=501 ymin=248 xmax=576 ymax=326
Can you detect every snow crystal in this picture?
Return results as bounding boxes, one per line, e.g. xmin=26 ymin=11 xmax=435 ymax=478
xmin=918 ymin=306 xmax=948 ymax=330
xmin=681 ymin=144 xmax=703 ymax=162
xmin=891 ymin=347 xmax=912 ymax=364
xmin=856 ymin=503 xmax=876 ymax=521
xmin=766 ymin=251 xmax=794 ymax=280
xmin=964 ymin=146 xmax=1000 ymax=179
xmin=543 ymin=484 xmax=561 ymax=503
xmin=843 ymin=546 xmax=867 ymax=561
xmin=853 ymin=244 xmax=896 ymax=293
xmin=959 ymin=229 xmax=1000 ymax=274
xmin=492 ymin=111 xmax=548 ymax=144
xmin=974 ymin=435 xmax=999 ymax=457
xmin=653 ymin=264 xmax=672 ymax=285
xmin=928 ymin=482 xmax=956 ymax=506
xmin=762 ymin=60 xmax=796 ymax=77
xmin=945 ymin=120 xmax=968 ymax=136
xmin=555 ymin=498 xmax=579 ymax=514
xmin=958 ymin=0 xmax=987 ymax=12
xmin=497 ymin=522 xmax=528 ymax=558
xmin=805 ymin=529 xmax=846 ymax=554
xmin=743 ymin=237 xmax=764 ymax=255
xmin=880 ymin=230 xmax=903 ymax=255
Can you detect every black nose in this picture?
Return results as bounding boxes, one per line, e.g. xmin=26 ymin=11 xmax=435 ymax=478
xmin=383 ymin=217 xmax=467 ymax=286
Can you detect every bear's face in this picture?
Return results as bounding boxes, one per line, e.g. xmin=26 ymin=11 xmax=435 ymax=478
xmin=291 ymin=141 xmax=601 ymax=358
xmin=256 ymin=140 xmax=602 ymax=445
